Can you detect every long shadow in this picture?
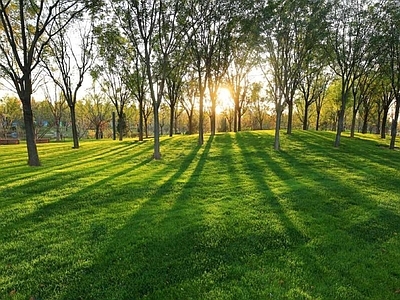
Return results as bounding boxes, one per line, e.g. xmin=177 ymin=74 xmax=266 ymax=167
xmin=0 ymin=142 xmax=157 ymax=233
xmin=61 ymin=133 xmax=305 ymax=299
xmin=280 ymin=133 xmax=400 ymax=244
xmin=299 ymin=130 xmax=400 ymax=170
xmin=52 ymin=136 xmax=208 ymax=299
xmin=266 ymin=131 xmax=400 ymax=297
xmin=235 ymin=132 xmax=310 ymax=241
xmin=1 ymin=141 xmax=153 ymax=201
xmin=0 ymin=151 xmax=159 ymax=300
xmin=66 ymin=132 xmax=313 ymax=298
xmin=5 ymin=133 xmax=399 ymax=299
xmin=0 ymin=141 xmax=145 ymax=189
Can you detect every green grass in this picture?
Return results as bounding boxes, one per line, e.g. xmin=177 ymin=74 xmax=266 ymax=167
xmin=0 ymin=131 xmax=399 ymax=300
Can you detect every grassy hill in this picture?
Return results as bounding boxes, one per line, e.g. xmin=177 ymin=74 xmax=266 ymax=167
xmin=1 ymin=131 xmax=399 ymax=299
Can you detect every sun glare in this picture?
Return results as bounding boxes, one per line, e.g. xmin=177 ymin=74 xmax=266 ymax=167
xmin=217 ymin=88 xmax=234 ymax=114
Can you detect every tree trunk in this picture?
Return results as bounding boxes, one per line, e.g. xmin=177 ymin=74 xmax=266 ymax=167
xmin=238 ymin=107 xmax=242 ymax=132
xmin=303 ymin=102 xmax=309 ymax=130
xmin=210 ymin=95 xmax=216 ymax=136
xmin=144 ymin=117 xmax=149 ymax=138
xmin=361 ymin=107 xmax=369 ymax=134
xmin=286 ymin=100 xmax=293 ymax=134
xmin=174 ymin=109 xmax=179 ymax=134
xmin=95 ymin=125 xmax=100 ymax=140
xmin=334 ymin=85 xmax=349 ymax=147
xmin=112 ymin=112 xmax=117 ymax=140
xmin=188 ymin=112 xmax=193 ymax=135
xmin=198 ymin=74 xmax=204 ymax=146
xmin=389 ymin=99 xmax=400 ymax=150
xmin=376 ymin=109 xmax=382 ymax=135
xmin=69 ymin=105 xmax=80 ymax=149
xmin=21 ymin=99 xmax=40 ymax=166
xmin=350 ymin=110 xmax=357 ymax=138
xmin=334 ymin=107 xmax=345 ymax=147
xmin=56 ymin=119 xmax=61 ymax=142
xmin=316 ymin=110 xmax=321 ymax=131
xmin=139 ymin=100 xmax=144 ymax=141
xmin=274 ymin=105 xmax=282 ymax=150
xmin=381 ymin=108 xmax=389 ymax=139
xmin=234 ymin=98 xmax=239 ymax=132
xmin=118 ymin=115 xmax=124 ymax=141
xmin=153 ymin=104 xmax=161 ymax=159
xmin=169 ymin=105 xmax=174 ymax=137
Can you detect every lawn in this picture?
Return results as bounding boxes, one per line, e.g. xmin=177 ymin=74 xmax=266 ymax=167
xmin=0 ymin=130 xmax=399 ymax=300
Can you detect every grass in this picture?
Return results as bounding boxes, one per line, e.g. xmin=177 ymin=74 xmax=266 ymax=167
xmin=0 ymin=130 xmax=399 ymax=300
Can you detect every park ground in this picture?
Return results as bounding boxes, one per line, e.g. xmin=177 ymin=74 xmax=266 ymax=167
xmin=0 ymin=130 xmax=400 ymax=299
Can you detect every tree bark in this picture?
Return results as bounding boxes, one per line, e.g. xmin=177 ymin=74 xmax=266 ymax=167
xmin=361 ymin=107 xmax=369 ymax=134
xmin=316 ymin=111 xmax=321 ymax=131
xmin=350 ymin=111 xmax=357 ymax=138
xmin=198 ymin=71 xmax=204 ymax=146
xmin=153 ymin=104 xmax=161 ymax=159
xmin=238 ymin=107 xmax=242 ymax=132
xmin=118 ymin=115 xmax=124 ymax=141
xmin=381 ymin=108 xmax=389 ymax=139
xmin=390 ymin=99 xmax=400 ymax=150
xmin=21 ymin=99 xmax=40 ymax=166
xmin=138 ymin=100 xmax=144 ymax=141
xmin=334 ymin=107 xmax=345 ymax=147
xmin=303 ymin=102 xmax=310 ymax=130
xmin=69 ymin=105 xmax=79 ymax=149
xmin=233 ymin=99 xmax=239 ymax=132
xmin=286 ymin=100 xmax=293 ymax=134
xmin=169 ymin=105 xmax=174 ymax=137
xmin=210 ymin=103 xmax=216 ymax=136
xmin=274 ymin=105 xmax=282 ymax=151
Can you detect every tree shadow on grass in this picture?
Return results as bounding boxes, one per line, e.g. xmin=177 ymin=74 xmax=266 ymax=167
xmin=0 ymin=141 xmax=154 ymax=209
xmin=51 ymin=136 xmax=210 ymax=299
xmin=0 ymin=141 xmax=146 ymax=191
xmin=263 ymin=131 xmax=400 ymax=298
xmin=5 ymin=132 xmax=400 ymax=299
xmin=286 ymin=137 xmax=400 ymax=235
xmin=54 ymin=135 xmax=270 ymax=298
xmin=0 ymin=143 xmax=159 ymax=299
xmin=57 ymin=134 xmax=312 ymax=299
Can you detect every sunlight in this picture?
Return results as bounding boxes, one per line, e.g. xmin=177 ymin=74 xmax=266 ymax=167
xmin=217 ymin=87 xmax=234 ymax=114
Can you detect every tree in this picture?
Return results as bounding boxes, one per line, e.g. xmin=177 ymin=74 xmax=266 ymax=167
xmin=142 ymin=97 xmax=153 ymax=139
xmin=43 ymin=20 xmax=95 ymax=149
xmin=185 ymin=0 xmax=214 ymax=144
xmin=325 ymin=0 xmax=376 ymax=147
xmin=113 ymin=0 xmax=187 ymax=159
xmin=0 ymin=0 xmax=94 ymax=165
xmin=384 ymin=1 xmax=400 ymax=150
xmin=350 ymin=71 xmax=378 ymax=137
xmin=298 ymin=60 xmax=330 ymax=130
xmin=260 ymin=0 xmax=327 ymax=149
xmin=376 ymin=78 xmax=394 ymax=138
xmin=249 ymin=82 xmax=269 ymax=130
xmin=226 ymin=38 xmax=258 ymax=132
xmin=42 ymin=84 xmax=68 ymax=141
xmin=165 ymin=53 xmax=187 ymax=137
xmin=93 ymin=23 xmax=133 ymax=141
xmin=315 ymin=81 xmax=329 ymax=131
xmin=83 ymin=89 xmax=112 ymax=139
xmin=184 ymin=0 xmax=237 ymax=142
xmin=129 ymin=55 xmax=148 ymax=142
xmin=181 ymin=76 xmax=197 ymax=135
xmin=0 ymin=95 xmax=22 ymax=138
